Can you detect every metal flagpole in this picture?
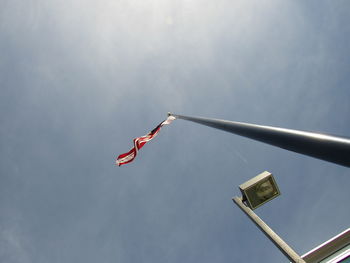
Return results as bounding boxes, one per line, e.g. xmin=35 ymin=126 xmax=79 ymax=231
xmin=168 ymin=113 xmax=350 ymax=168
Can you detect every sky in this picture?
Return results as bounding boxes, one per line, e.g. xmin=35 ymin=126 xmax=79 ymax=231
xmin=0 ymin=0 xmax=350 ymax=262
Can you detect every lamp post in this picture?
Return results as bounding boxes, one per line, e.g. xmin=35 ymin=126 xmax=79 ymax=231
xmin=233 ymin=171 xmax=306 ymax=263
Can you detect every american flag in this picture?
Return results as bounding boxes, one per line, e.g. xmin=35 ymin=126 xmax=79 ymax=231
xmin=116 ymin=116 xmax=176 ymax=166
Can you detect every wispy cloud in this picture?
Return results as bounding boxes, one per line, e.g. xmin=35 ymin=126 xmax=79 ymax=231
xmin=0 ymin=223 xmax=30 ymax=263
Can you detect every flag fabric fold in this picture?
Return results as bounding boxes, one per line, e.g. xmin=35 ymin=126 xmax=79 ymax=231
xmin=116 ymin=116 xmax=176 ymax=166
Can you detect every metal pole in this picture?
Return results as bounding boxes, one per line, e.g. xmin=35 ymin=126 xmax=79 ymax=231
xmin=169 ymin=113 xmax=350 ymax=167
xmin=233 ymin=196 xmax=306 ymax=263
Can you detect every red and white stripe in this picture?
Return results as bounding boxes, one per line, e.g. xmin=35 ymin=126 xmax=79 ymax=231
xmin=116 ymin=116 xmax=176 ymax=166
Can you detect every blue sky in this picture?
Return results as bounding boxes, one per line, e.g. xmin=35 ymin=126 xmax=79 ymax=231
xmin=1 ymin=1 xmax=349 ymax=262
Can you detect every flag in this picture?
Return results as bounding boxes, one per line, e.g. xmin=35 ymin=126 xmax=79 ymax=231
xmin=116 ymin=116 xmax=176 ymax=166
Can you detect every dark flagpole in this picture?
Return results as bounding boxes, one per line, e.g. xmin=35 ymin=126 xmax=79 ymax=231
xmin=168 ymin=113 xmax=350 ymax=168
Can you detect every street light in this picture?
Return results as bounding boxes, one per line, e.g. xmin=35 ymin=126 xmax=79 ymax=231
xmin=233 ymin=171 xmax=306 ymax=263
xmin=239 ymin=171 xmax=280 ymax=210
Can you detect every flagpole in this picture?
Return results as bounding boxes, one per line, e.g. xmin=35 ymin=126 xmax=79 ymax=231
xmin=168 ymin=113 xmax=350 ymax=167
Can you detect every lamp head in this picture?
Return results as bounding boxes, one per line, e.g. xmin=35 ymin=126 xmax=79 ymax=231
xmin=239 ymin=171 xmax=280 ymax=210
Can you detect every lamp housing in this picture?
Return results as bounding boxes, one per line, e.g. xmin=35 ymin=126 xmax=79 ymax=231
xmin=239 ymin=171 xmax=280 ymax=210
